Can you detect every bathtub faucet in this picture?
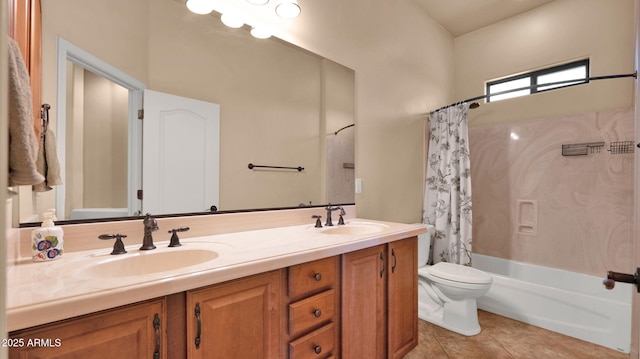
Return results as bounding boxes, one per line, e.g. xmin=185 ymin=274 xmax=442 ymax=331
xmin=325 ymin=205 xmax=346 ymax=227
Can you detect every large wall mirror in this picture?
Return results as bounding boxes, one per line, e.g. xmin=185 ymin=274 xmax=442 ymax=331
xmin=18 ymin=0 xmax=355 ymax=225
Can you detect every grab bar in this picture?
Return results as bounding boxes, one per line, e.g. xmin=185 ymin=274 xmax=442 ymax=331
xmin=248 ymin=163 xmax=304 ymax=172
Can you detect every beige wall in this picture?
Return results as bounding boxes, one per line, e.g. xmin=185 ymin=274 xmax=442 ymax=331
xmin=324 ymin=60 xmax=356 ymax=204
xmin=281 ymin=0 xmax=455 ymax=222
xmin=456 ymin=0 xmax=635 ymax=127
xmin=81 ymin=71 xmax=128 ymax=209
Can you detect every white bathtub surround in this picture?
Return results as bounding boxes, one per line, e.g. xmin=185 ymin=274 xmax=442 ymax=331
xmin=469 ymin=109 xmax=633 ymax=276
xmin=473 ymin=253 xmax=632 ymax=353
xmin=423 ymin=103 xmax=473 ymax=265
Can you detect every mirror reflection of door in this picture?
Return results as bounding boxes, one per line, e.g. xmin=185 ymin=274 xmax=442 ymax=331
xmin=65 ymin=61 xmax=130 ymax=220
xmin=142 ymin=89 xmax=220 ymax=215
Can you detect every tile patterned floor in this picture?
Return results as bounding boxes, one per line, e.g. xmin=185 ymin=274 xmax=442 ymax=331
xmin=405 ymin=310 xmax=629 ymax=359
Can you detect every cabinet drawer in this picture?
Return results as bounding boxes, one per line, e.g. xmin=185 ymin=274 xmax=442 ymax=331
xmin=289 ymin=289 xmax=335 ymax=336
xmin=289 ymin=323 xmax=335 ymax=359
xmin=288 ymin=257 xmax=337 ymax=298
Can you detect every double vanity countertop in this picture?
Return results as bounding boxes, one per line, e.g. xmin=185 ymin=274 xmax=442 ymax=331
xmin=7 ymin=217 xmax=426 ymax=332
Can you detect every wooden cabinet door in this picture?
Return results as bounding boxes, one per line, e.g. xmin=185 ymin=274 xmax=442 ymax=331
xmin=341 ymin=245 xmax=387 ymax=359
xmin=187 ymin=270 xmax=282 ymax=359
xmin=8 ymin=0 xmax=42 ymax=138
xmin=9 ymin=299 xmax=166 ymax=359
xmin=387 ymin=237 xmax=418 ymax=359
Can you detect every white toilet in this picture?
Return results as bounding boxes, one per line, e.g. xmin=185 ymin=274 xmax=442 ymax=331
xmin=417 ymin=226 xmax=492 ymax=336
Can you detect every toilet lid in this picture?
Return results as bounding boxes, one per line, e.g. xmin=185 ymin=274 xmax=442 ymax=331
xmin=427 ymin=262 xmax=492 ymax=284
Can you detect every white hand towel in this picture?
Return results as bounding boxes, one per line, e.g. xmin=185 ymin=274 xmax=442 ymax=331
xmin=7 ymin=36 xmax=44 ymax=186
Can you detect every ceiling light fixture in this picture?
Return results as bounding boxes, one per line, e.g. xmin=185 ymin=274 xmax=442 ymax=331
xmin=220 ymin=13 xmax=244 ymax=28
xmin=185 ymin=0 xmax=215 ymax=15
xmin=275 ymin=0 xmax=301 ymax=19
xmin=250 ymin=27 xmax=271 ymax=39
xmin=246 ymin=0 xmax=269 ymax=5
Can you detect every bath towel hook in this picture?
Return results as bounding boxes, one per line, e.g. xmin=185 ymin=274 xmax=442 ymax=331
xmin=41 ymin=103 xmax=51 ymax=134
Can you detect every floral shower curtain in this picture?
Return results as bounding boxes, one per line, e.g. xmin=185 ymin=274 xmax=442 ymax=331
xmin=423 ymin=103 xmax=473 ymax=266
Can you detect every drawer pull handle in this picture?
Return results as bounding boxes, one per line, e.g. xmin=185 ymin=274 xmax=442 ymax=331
xmin=313 ymin=344 xmax=322 ymax=354
xmin=312 ymin=308 xmax=322 ymax=318
xmin=313 ymin=272 xmax=322 ymax=281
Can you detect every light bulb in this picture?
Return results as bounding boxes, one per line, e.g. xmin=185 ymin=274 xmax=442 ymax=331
xmin=220 ymin=13 xmax=244 ymax=28
xmin=275 ymin=0 xmax=301 ymax=19
xmin=250 ymin=27 xmax=271 ymax=39
xmin=186 ymin=0 xmax=215 ymax=15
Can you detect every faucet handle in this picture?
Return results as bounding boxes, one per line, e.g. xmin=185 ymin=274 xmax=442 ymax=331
xmin=99 ymin=233 xmax=128 ymax=255
xmin=337 ymin=207 xmax=346 ymax=225
xmin=312 ymin=215 xmax=323 ymax=228
xmin=168 ymin=227 xmax=190 ymax=247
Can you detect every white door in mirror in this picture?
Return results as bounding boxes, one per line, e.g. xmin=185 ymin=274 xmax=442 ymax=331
xmin=142 ymin=90 xmax=220 ymax=214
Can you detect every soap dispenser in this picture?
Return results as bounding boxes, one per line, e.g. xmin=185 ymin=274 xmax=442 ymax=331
xmin=31 ymin=209 xmax=64 ymax=261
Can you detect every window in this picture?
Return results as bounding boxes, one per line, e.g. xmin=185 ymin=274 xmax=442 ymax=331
xmin=486 ymin=59 xmax=589 ymax=103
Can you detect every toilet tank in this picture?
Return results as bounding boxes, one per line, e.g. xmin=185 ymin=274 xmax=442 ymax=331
xmin=416 ymin=224 xmax=434 ymax=266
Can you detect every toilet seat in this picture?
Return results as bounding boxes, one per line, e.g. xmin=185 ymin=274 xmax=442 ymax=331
xmin=424 ymin=262 xmax=492 ymax=285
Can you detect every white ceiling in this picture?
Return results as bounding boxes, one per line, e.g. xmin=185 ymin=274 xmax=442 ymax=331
xmin=413 ymin=0 xmax=556 ymax=37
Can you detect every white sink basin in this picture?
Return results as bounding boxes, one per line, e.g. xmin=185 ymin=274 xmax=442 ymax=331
xmin=82 ymin=249 xmax=219 ymax=278
xmin=319 ymin=222 xmax=389 ymax=235
xmin=46 ymin=242 xmax=232 ymax=280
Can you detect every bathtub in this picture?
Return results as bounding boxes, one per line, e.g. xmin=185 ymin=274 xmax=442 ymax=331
xmin=472 ymin=253 xmax=632 ymax=353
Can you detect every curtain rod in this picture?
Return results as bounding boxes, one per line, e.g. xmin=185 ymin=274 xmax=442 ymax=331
xmin=431 ymin=71 xmax=637 ymax=113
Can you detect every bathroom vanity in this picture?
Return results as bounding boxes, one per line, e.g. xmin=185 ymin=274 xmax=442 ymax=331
xmin=6 ymin=207 xmax=424 ymax=358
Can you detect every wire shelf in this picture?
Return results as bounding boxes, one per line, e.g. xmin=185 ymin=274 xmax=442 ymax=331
xmin=561 ymin=142 xmax=604 ymax=156
xmin=608 ymin=141 xmax=634 ymax=154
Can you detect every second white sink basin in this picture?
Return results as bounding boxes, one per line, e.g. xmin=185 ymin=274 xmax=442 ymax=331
xmin=319 ymin=222 xmax=389 ymax=235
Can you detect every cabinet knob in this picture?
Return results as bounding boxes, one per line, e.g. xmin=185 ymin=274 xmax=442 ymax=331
xmin=312 ymin=308 xmax=322 ymax=318
xmin=313 ymin=272 xmax=322 ymax=281
xmin=313 ymin=345 xmax=322 ymax=354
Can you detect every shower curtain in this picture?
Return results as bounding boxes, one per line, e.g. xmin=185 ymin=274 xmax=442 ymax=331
xmin=423 ymin=103 xmax=473 ymax=266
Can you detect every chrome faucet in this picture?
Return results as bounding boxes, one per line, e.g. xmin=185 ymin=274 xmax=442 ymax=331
xmin=140 ymin=213 xmax=159 ymax=250
xmin=325 ymin=205 xmax=346 ymax=227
